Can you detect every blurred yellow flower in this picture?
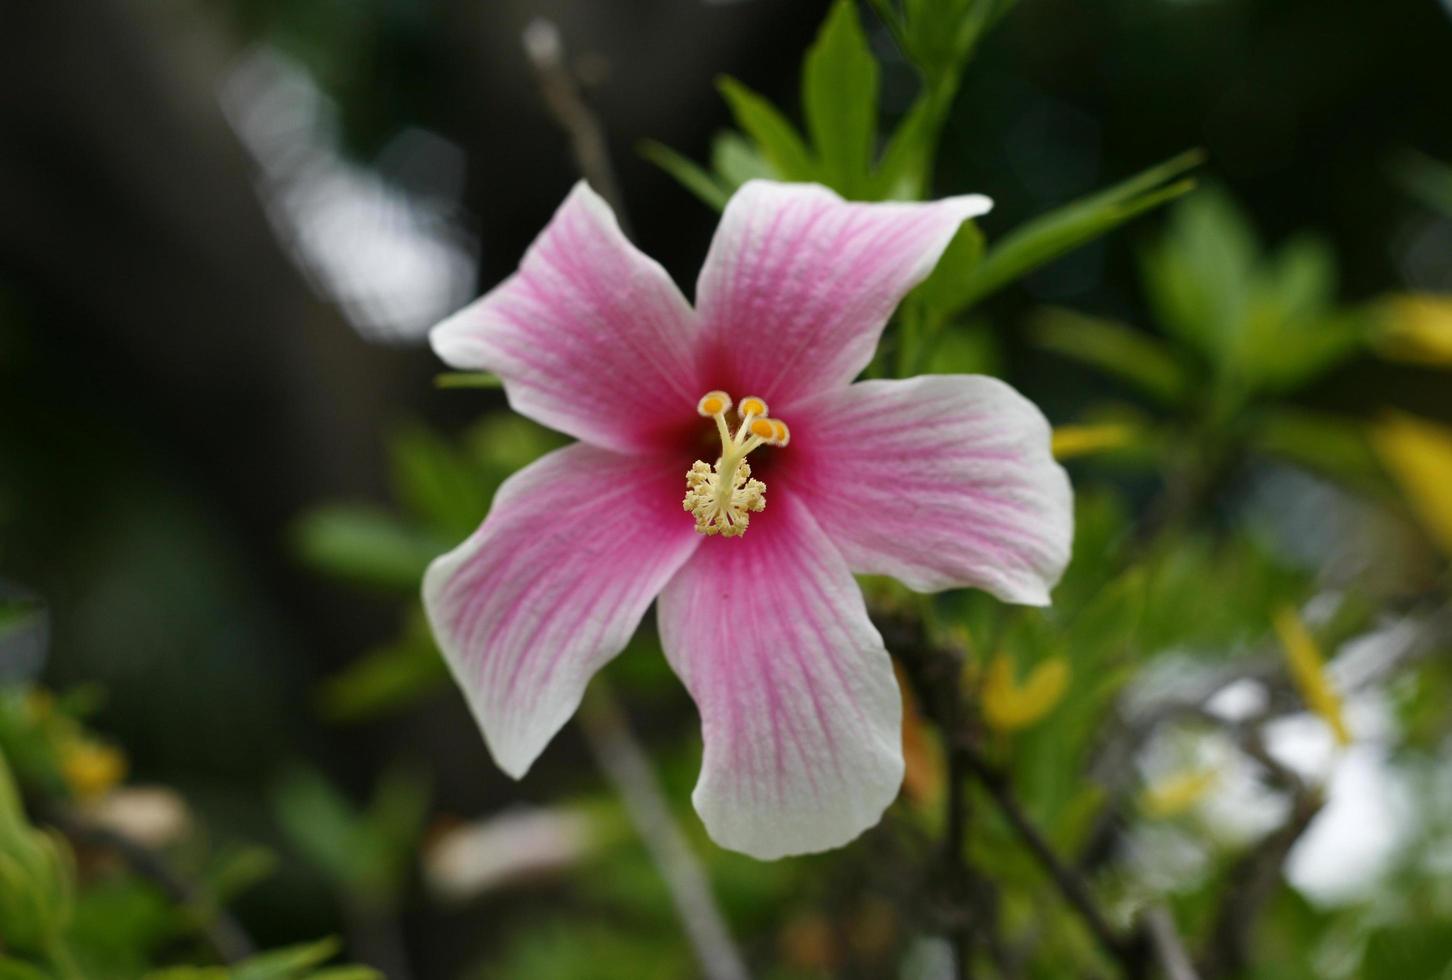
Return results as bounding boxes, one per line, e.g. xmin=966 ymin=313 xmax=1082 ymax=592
xmin=1272 ymin=606 xmax=1350 ymax=746
xmin=1375 ymin=294 xmax=1452 ymax=366
xmin=1140 ymin=768 xmax=1218 ymax=818
xmin=1372 ymin=411 xmax=1452 ymax=557
xmin=1052 ymin=423 xmax=1136 ymax=460
xmin=60 ymin=739 xmax=126 ymax=803
xmin=981 ymin=653 xmax=1070 ymax=732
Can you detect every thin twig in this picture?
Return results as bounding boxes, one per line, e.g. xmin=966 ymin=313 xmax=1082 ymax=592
xmin=520 ymin=20 xmax=748 ymax=980
xmin=957 ymin=743 xmax=1134 ymax=969
xmin=1141 ymin=906 xmax=1200 ymax=980
xmin=882 ymin=611 xmax=1130 ymax=975
xmin=1188 ymin=711 xmax=1324 ymax=980
xmin=522 ymin=18 xmax=631 ymax=237
xmin=578 ymin=685 xmax=750 ymax=980
xmin=45 ymin=806 xmax=255 ymax=964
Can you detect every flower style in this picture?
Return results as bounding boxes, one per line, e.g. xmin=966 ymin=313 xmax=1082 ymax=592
xmin=424 ymin=180 xmax=1073 ymax=859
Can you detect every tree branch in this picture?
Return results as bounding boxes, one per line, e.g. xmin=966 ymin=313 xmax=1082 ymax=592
xmin=45 ymin=806 xmax=255 ymax=965
xmin=521 ymin=17 xmax=630 ymax=236
xmin=518 ymin=20 xmax=747 ymax=979
xmin=578 ymin=684 xmax=749 ymax=980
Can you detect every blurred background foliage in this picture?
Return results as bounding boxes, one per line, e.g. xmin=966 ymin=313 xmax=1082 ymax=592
xmin=1 ymin=0 xmax=1451 ymax=976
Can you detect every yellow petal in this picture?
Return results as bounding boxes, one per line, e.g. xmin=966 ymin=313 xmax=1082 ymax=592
xmin=982 ymin=654 xmax=1070 ymax=732
xmin=1051 ymin=423 xmax=1136 ymax=460
xmin=1374 ymin=294 xmax=1452 ymax=367
xmin=1140 ymin=768 xmax=1218 ymax=818
xmin=1371 ymin=411 xmax=1452 ymax=557
xmin=1272 ymin=606 xmax=1351 ymax=746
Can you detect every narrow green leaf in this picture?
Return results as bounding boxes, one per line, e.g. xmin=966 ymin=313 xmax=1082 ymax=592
xmin=290 ymin=506 xmax=438 ymax=591
xmin=913 ymin=220 xmax=985 ymax=313
xmin=1030 ymin=307 xmax=1189 ymax=405
xmin=434 ymin=372 xmax=502 ymax=389
xmin=1250 ymin=408 xmax=1381 ymax=486
xmin=1140 ymin=182 xmax=1257 ymax=360
xmin=802 ymin=0 xmax=879 ymax=196
xmin=317 ymin=633 xmax=449 ymax=723
xmin=1391 ymin=149 xmax=1452 ymax=219
xmin=710 ymin=132 xmax=771 ymax=189
xmin=716 ymin=77 xmax=816 ymax=180
xmin=869 ymin=95 xmax=936 ymax=200
xmin=637 ymin=140 xmax=730 ymax=211
xmin=954 ymin=149 xmax=1204 ymax=310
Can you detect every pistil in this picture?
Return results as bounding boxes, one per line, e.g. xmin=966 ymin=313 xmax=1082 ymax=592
xmin=683 ymin=391 xmax=790 ymax=537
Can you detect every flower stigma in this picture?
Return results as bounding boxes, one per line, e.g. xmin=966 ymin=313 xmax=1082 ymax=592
xmin=683 ymin=390 xmax=791 ymax=537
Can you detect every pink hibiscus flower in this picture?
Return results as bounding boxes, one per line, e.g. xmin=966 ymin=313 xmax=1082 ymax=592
xmin=424 ymin=180 xmax=1073 ymax=859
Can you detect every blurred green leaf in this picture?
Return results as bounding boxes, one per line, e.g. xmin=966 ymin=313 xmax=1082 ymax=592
xmin=0 ymin=751 xmax=75 ymax=963
xmin=715 ymin=77 xmax=815 ymax=181
xmin=290 ymin=506 xmax=436 ymax=592
xmin=1392 ymin=149 xmax=1452 ymax=219
xmin=1031 ymin=307 xmax=1189 ymax=405
xmin=638 ymin=140 xmax=730 ymax=211
xmin=1141 ymin=184 xmax=1258 ymax=362
xmin=954 ymin=149 xmax=1202 ymax=310
xmin=709 ymin=132 xmax=771 ymax=189
xmin=868 ymin=95 xmax=936 ymax=200
xmin=273 ymin=765 xmax=427 ymax=905
xmin=1361 ymin=923 xmax=1452 ymax=980
xmin=0 ymin=960 xmax=50 ymax=980
xmin=802 ymin=0 xmax=878 ymax=197
xmin=317 ymin=623 xmax=448 ymax=724
xmin=925 ymin=320 xmax=1001 ymax=376
xmin=387 ymin=421 xmax=490 ymax=539
xmin=913 ymin=220 xmax=986 ymax=313
xmin=1250 ymin=408 xmax=1381 ymax=486
xmin=1142 ymin=187 xmax=1363 ymax=394
xmin=433 ymin=372 xmax=502 ymax=390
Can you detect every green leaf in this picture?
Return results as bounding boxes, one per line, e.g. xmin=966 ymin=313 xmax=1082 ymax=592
xmin=272 ymin=771 xmax=362 ymax=888
xmin=231 ymin=938 xmax=381 ymax=980
xmin=637 ymin=140 xmax=730 ymax=211
xmin=956 ymin=149 xmax=1203 ymax=311
xmin=1361 ymin=923 xmax=1452 ymax=980
xmin=433 ymin=371 xmax=501 ymax=389
xmin=387 ymin=421 xmax=491 ymax=539
xmin=290 ymin=506 xmax=437 ymax=592
xmin=317 ymin=629 xmax=449 ymax=724
xmin=716 ymin=77 xmax=815 ymax=180
xmin=1250 ymin=409 xmax=1381 ymax=486
xmin=802 ymin=0 xmax=879 ymax=197
xmin=1391 ymin=149 xmax=1452 ymax=219
xmin=914 ymin=220 xmax=986 ymax=315
xmin=868 ymin=95 xmax=936 ymax=200
xmin=1140 ymin=183 xmax=1258 ymax=361
xmin=1030 ymin=307 xmax=1189 ymax=405
xmin=710 ymin=132 xmax=771 ymax=189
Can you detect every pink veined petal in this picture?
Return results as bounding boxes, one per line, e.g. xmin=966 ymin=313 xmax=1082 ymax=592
xmin=787 ymin=374 xmax=1073 ymax=604
xmin=431 ymin=181 xmax=701 ymax=454
xmin=657 ymin=495 xmax=904 ymax=860
xmin=423 ymin=443 xmax=700 ymax=778
xmin=693 ymin=180 xmax=991 ymax=406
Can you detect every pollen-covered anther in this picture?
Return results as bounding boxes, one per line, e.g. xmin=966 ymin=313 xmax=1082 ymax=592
xmin=683 ymin=390 xmax=789 ymax=537
xmin=697 ymin=390 xmax=733 ymax=417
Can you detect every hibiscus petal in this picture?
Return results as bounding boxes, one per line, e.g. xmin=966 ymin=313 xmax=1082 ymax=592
xmin=657 ymin=496 xmax=904 ymax=859
xmin=790 ymin=375 xmax=1073 ymax=604
xmin=431 ymin=182 xmax=700 ymax=453
xmin=694 ymin=180 xmax=991 ymax=405
xmin=423 ymin=443 xmax=700 ymax=777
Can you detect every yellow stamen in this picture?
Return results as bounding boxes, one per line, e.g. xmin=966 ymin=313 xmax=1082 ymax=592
xmin=683 ymin=391 xmax=789 ymax=537
xmin=697 ymin=390 xmax=732 ymax=417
